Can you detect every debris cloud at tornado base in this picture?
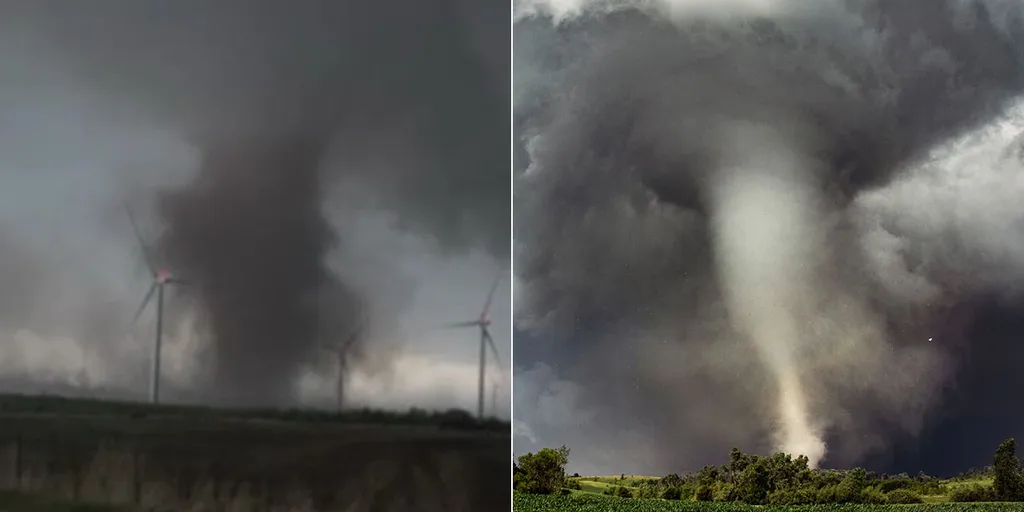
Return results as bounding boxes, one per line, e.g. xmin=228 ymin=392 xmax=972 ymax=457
xmin=514 ymin=0 xmax=1024 ymax=472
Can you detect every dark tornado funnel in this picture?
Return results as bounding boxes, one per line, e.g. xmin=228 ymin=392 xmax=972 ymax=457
xmin=158 ymin=134 xmax=338 ymax=408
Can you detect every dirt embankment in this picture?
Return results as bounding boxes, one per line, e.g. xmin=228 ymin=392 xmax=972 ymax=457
xmin=0 ymin=416 xmax=509 ymax=511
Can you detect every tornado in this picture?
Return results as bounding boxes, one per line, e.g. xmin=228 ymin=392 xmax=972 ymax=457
xmin=157 ymin=134 xmax=349 ymax=408
xmin=708 ymin=122 xmax=828 ymax=466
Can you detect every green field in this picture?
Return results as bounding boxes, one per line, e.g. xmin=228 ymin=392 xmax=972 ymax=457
xmin=575 ymin=476 xmax=655 ymax=494
xmin=517 ymin=472 xmax=1005 ymax=511
xmin=585 ymin=476 xmax=656 ymax=486
xmin=514 ymin=492 xmax=1024 ymax=511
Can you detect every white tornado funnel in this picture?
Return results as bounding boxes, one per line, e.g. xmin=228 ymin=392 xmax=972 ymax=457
xmin=707 ymin=122 xmax=827 ymax=467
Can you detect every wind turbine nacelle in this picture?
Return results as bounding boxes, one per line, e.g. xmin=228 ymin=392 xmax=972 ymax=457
xmin=156 ymin=268 xmax=172 ymax=284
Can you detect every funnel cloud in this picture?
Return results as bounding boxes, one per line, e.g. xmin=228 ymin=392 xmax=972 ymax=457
xmin=157 ymin=136 xmax=350 ymax=407
xmin=514 ymin=0 xmax=1024 ymax=474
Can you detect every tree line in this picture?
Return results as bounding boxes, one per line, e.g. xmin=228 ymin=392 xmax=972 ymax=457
xmin=514 ymin=438 xmax=1024 ymax=504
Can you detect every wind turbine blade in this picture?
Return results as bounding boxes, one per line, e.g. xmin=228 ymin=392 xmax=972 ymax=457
xmin=441 ymin=320 xmax=480 ymax=329
xmin=167 ymin=277 xmax=190 ymax=286
xmin=132 ymin=283 xmax=158 ymax=325
xmin=483 ymin=328 xmax=503 ymax=369
xmin=479 ymin=273 xmax=501 ymax=318
xmin=124 ymin=202 xmax=157 ymax=275
xmin=339 ymin=318 xmax=364 ymax=351
xmin=322 ymin=309 xmax=368 ymax=356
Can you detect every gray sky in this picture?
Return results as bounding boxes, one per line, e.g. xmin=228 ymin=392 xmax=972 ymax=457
xmin=0 ymin=1 xmax=509 ymax=417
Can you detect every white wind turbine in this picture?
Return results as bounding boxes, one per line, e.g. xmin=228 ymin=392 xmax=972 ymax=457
xmin=321 ymin=310 xmax=367 ymax=412
xmin=125 ymin=203 xmax=187 ymax=404
xmin=442 ymin=275 xmax=504 ymax=420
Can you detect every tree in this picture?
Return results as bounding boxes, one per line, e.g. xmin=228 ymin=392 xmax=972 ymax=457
xmin=661 ymin=473 xmax=684 ymax=488
xmin=727 ymin=447 xmax=751 ymax=475
xmin=661 ymin=486 xmax=682 ymax=500
xmin=993 ymin=438 xmax=1024 ymax=501
xmin=835 ymin=468 xmax=868 ymax=503
xmin=696 ymin=465 xmax=720 ymax=486
xmin=694 ymin=484 xmax=714 ymax=501
xmin=736 ymin=457 xmax=771 ymax=504
xmin=514 ymin=446 xmax=571 ymax=494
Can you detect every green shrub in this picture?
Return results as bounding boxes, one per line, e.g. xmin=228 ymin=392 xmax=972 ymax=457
xmin=834 ymin=468 xmax=869 ymax=503
xmin=767 ymin=489 xmax=796 ymax=505
xmin=634 ymin=486 xmax=656 ymax=499
xmin=859 ymin=486 xmax=886 ymax=504
xmin=794 ymin=488 xmax=817 ymax=505
xmin=661 ymin=473 xmax=684 ymax=488
xmin=767 ymin=487 xmax=815 ymax=505
xmin=876 ymin=478 xmax=913 ymax=493
xmin=813 ymin=485 xmax=838 ymax=504
xmin=694 ymin=484 xmax=713 ymax=501
xmin=661 ymin=486 xmax=682 ymax=500
xmin=886 ymin=488 xmax=924 ymax=504
xmin=678 ymin=483 xmax=697 ymax=500
xmin=712 ymin=482 xmax=738 ymax=502
xmin=604 ymin=485 xmax=634 ymax=498
xmin=634 ymin=480 xmax=661 ymax=499
xmin=817 ymin=470 xmax=842 ymax=488
xmin=950 ymin=483 xmax=997 ymax=502
xmin=916 ymin=480 xmax=943 ymax=495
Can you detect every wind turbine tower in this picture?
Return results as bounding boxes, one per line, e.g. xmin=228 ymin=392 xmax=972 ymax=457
xmin=444 ymin=275 xmax=503 ymax=420
xmin=491 ymin=382 xmax=499 ymax=418
xmin=126 ymin=204 xmax=186 ymax=404
xmin=323 ymin=312 xmax=366 ymax=412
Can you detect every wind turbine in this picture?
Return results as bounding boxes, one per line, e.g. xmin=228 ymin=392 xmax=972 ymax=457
xmin=443 ymin=275 xmax=503 ymax=420
xmin=491 ymin=382 xmax=499 ymax=418
xmin=322 ymin=311 xmax=367 ymax=412
xmin=125 ymin=203 xmax=186 ymax=405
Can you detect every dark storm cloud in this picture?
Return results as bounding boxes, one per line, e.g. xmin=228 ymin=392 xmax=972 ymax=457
xmin=1 ymin=0 xmax=507 ymax=406
xmin=514 ymin=0 xmax=1024 ymax=474
xmin=12 ymin=0 xmax=508 ymax=253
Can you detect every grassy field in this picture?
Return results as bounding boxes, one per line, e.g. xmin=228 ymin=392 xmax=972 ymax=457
xmin=0 ymin=393 xmax=510 ymax=511
xmin=0 ymin=393 xmax=507 ymax=431
xmin=574 ymin=476 xmax=655 ymax=494
xmin=514 ymin=492 xmax=1024 ymax=511
xmin=945 ymin=479 xmax=995 ymax=489
xmin=585 ymin=476 xmax=656 ymax=486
